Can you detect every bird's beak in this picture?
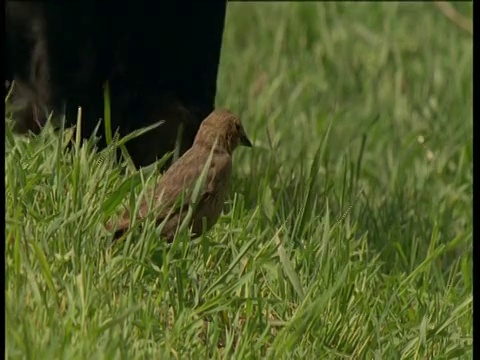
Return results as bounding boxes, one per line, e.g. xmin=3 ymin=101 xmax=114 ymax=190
xmin=240 ymin=133 xmax=252 ymax=147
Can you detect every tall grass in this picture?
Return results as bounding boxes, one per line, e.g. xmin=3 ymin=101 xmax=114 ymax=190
xmin=5 ymin=2 xmax=472 ymax=359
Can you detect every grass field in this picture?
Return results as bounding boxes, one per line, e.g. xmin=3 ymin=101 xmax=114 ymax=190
xmin=5 ymin=2 xmax=473 ymax=359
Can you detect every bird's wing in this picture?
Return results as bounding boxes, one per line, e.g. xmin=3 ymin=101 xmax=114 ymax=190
xmin=152 ymin=148 xmax=231 ymax=220
xmin=107 ymin=148 xmax=231 ymax=237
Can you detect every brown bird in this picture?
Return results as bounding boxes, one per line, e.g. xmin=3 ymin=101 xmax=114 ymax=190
xmin=106 ymin=108 xmax=252 ymax=242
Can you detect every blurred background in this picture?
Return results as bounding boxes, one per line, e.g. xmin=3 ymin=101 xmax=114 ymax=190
xmin=218 ymin=2 xmax=472 ymax=262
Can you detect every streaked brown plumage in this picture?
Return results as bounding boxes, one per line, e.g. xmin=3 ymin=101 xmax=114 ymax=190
xmin=106 ymin=108 xmax=252 ymax=242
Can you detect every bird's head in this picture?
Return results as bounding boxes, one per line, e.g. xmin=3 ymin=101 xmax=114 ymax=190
xmin=193 ymin=108 xmax=252 ymax=154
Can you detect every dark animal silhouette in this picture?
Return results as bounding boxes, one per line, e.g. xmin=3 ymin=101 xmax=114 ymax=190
xmin=5 ymin=1 xmax=228 ymax=168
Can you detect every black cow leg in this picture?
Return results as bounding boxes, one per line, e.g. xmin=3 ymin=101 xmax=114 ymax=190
xmin=5 ymin=1 xmax=228 ymax=169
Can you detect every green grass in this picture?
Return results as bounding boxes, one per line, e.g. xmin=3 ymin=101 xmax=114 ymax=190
xmin=5 ymin=2 xmax=472 ymax=359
